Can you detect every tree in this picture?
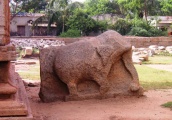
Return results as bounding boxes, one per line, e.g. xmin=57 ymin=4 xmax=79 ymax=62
xmin=85 ymin=0 xmax=121 ymax=16
xmin=67 ymin=9 xmax=107 ymax=35
xmin=146 ymin=0 xmax=162 ymax=16
xmin=117 ymin=0 xmax=145 ymax=18
xmin=48 ymin=0 xmax=71 ymax=33
xmin=10 ymin=0 xmax=48 ymax=20
xmin=159 ymin=0 xmax=172 ymax=15
xmin=46 ymin=0 xmax=84 ymax=35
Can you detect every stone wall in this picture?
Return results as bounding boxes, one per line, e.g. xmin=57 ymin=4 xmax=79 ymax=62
xmin=11 ymin=36 xmax=172 ymax=48
xmin=126 ymin=36 xmax=172 ymax=48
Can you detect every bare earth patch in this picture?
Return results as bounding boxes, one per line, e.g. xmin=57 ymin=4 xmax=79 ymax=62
xmin=27 ymin=86 xmax=172 ymax=120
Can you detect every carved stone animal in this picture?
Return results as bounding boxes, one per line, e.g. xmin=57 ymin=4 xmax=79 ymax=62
xmin=39 ymin=30 xmax=143 ymax=102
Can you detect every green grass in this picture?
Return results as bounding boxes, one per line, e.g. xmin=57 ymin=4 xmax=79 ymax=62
xmin=18 ymin=63 xmax=40 ymax=81
xmin=135 ymin=65 xmax=172 ymax=90
xmin=142 ymin=56 xmax=172 ymax=64
xmin=161 ymin=102 xmax=172 ymax=109
xmin=16 ymin=55 xmax=172 ymax=89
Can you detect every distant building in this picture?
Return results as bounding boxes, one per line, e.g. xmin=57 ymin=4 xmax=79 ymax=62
xmin=10 ymin=13 xmax=57 ymax=36
xmin=147 ymin=16 xmax=172 ymax=35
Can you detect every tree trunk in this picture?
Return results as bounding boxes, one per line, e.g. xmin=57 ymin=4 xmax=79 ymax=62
xmin=144 ymin=0 xmax=148 ymax=22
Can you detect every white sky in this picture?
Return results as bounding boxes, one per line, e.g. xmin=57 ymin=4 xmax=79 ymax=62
xmin=72 ymin=0 xmax=85 ymax=3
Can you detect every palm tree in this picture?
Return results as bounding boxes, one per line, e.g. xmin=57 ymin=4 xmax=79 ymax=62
xmin=48 ymin=0 xmax=71 ymax=33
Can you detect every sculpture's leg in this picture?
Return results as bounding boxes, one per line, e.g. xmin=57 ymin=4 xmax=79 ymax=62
xmin=94 ymin=75 xmax=109 ymax=95
xmin=122 ymin=49 xmax=140 ymax=91
xmin=67 ymin=82 xmax=78 ymax=96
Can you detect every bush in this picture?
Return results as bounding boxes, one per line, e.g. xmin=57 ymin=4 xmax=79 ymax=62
xmin=128 ymin=27 xmax=151 ymax=37
xmin=111 ymin=18 xmax=132 ymax=35
xmin=127 ymin=18 xmax=166 ymax=37
xmin=59 ymin=29 xmax=81 ymax=37
xmin=96 ymin=21 xmax=108 ymax=32
xmin=131 ymin=19 xmax=151 ymax=30
xmin=67 ymin=10 xmax=106 ymax=36
xmin=148 ymin=27 xmax=166 ymax=36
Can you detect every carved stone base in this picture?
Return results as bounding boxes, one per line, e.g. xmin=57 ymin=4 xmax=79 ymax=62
xmin=0 ymin=45 xmax=16 ymax=61
xmin=0 ymin=64 xmax=33 ymax=119
xmin=0 ymin=101 xmax=27 ymax=116
xmin=0 ymin=83 xmax=17 ymax=95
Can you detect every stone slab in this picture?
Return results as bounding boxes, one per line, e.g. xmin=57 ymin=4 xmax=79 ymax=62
xmin=0 ymin=101 xmax=28 ymax=116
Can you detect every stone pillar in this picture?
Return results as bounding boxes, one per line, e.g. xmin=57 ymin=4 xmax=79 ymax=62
xmin=0 ymin=0 xmax=29 ymax=117
xmin=0 ymin=0 xmax=17 ymax=98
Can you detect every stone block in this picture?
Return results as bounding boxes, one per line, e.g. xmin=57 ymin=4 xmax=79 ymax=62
xmin=24 ymin=47 xmax=33 ymax=56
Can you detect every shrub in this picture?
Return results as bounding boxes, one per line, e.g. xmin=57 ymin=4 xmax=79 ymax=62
xmin=131 ymin=19 xmax=151 ymax=30
xmin=148 ymin=27 xmax=166 ymax=37
xmin=59 ymin=29 xmax=81 ymax=38
xmin=128 ymin=27 xmax=151 ymax=37
xmin=111 ymin=18 xmax=132 ymax=35
xmin=66 ymin=10 xmax=106 ymax=36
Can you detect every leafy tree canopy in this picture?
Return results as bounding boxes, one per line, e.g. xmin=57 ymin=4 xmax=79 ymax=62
xmin=85 ymin=0 xmax=121 ymax=16
xmin=159 ymin=0 xmax=172 ymax=15
xmin=10 ymin=0 xmax=48 ymax=14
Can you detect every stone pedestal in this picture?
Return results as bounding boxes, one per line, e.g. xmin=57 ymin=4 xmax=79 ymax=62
xmin=0 ymin=46 xmax=32 ymax=118
xmin=0 ymin=0 xmax=32 ymax=119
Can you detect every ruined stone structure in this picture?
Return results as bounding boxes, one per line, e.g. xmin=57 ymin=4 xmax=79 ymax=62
xmin=0 ymin=0 xmax=31 ymax=118
xmin=39 ymin=30 xmax=144 ymax=102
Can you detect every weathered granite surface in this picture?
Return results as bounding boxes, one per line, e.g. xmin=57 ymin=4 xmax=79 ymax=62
xmin=39 ymin=30 xmax=144 ymax=102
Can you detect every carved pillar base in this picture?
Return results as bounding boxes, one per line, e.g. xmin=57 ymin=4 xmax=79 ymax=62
xmin=0 ymin=101 xmax=28 ymax=116
xmin=0 ymin=46 xmax=32 ymax=119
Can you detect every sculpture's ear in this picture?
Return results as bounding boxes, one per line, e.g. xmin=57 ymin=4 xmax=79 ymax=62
xmin=96 ymin=45 xmax=114 ymax=66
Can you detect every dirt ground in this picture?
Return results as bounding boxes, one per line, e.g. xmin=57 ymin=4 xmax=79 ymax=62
xmin=15 ymin=59 xmax=172 ymax=120
xmin=27 ymin=86 xmax=172 ymax=120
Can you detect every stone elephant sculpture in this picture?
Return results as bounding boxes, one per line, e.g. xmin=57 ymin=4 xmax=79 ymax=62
xmin=39 ymin=30 xmax=143 ymax=102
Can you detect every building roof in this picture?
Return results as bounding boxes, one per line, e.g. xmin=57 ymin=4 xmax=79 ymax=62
xmin=12 ymin=12 xmax=45 ymax=17
xmin=147 ymin=16 xmax=172 ymax=23
xmin=147 ymin=16 xmax=172 ymax=27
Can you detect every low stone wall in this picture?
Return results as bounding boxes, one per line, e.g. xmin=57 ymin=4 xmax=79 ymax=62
xmin=126 ymin=36 xmax=172 ymax=48
xmin=11 ymin=36 xmax=172 ymax=48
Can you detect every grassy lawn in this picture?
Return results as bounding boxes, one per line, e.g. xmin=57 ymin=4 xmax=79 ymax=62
xmin=138 ymin=55 xmax=172 ymax=90
xmin=135 ymin=65 xmax=172 ymax=90
xmin=143 ymin=55 xmax=172 ymax=64
xmin=17 ymin=55 xmax=172 ymax=90
xmin=17 ymin=63 xmax=40 ymax=81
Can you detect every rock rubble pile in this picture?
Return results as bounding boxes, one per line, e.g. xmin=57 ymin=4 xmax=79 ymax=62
xmin=132 ymin=45 xmax=172 ymax=64
xmin=11 ymin=38 xmax=65 ymax=49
